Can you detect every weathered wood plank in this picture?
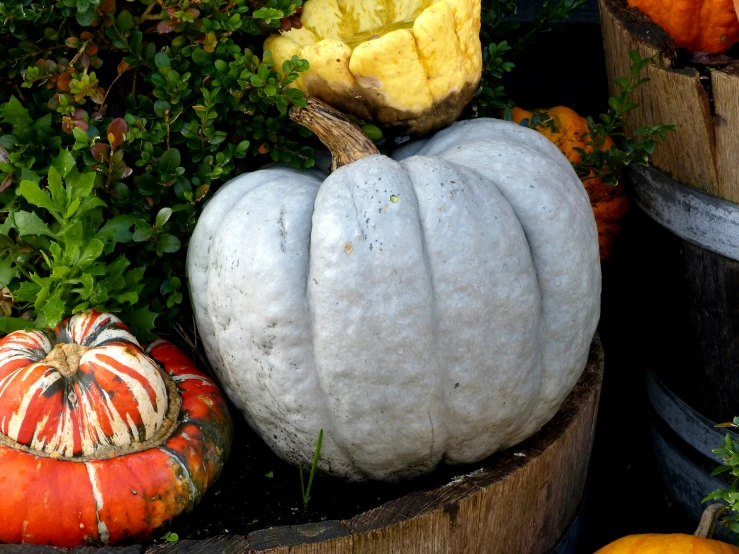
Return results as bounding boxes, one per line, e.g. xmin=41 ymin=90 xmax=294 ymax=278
xmin=144 ymin=536 xmax=251 ymax=554
xmin=599 ymin=0 xmax=719 ymax=197
xmin=249 ymin=522 xmax=351 ymax=552
xmin=0 ymin=547 xmax=68 ymax=554
xmin=712 ymin=67 xmax=739 ymax=204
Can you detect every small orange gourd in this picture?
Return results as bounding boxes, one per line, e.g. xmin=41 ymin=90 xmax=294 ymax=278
xmin=626 ymin=0 xmax=739 ymax=54
xmin=595 ymin=505 xmax=739 ymax=554
xmin=510 ymin=106 xmax=629 ymax=262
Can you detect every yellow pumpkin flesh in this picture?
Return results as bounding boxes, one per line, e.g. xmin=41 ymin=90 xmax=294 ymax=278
xmin=265 ymin=0 xmax=481 ymax=135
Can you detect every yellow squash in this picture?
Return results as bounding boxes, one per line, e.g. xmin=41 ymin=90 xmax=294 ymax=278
xmin=265 ymin=0 xmax=481 ymax=135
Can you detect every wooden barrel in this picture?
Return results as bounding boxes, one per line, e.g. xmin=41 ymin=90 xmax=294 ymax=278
xmin=624 ymin=164 xmax=739 ymax=525
xmin=628 ymin=165 xmax=739 ymax=422
xmin=0 ymin=339 xmax=603 ymax=554
xmin=599 ymin=0 xmax=739 ymax=204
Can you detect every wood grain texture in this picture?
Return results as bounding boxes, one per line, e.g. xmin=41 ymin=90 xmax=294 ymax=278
xmin=0 ymin=340 xmax=603 ymax=554
xmin=599 ymin=0 xmax=721 ymax=198
xmin=712 ymin=68 xmax=739 ymax=204
xmin=249 ymin=337 xmax=604 ymax=554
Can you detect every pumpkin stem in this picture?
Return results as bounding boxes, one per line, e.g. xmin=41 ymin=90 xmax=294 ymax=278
xmin=43 ymin=343 xmax=90 ymax=378
xmin=289 ymin=96 xmax=380 ymax=171
xmin=695 ymin=504 xmax=726 ymax=539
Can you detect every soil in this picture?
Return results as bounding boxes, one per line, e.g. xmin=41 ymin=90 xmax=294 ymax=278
xmin=164 ymin=411 xmax=500 ymax=542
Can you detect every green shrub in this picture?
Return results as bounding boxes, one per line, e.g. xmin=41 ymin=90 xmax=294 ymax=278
xmin=0 ymin=0 xmax=313 ymax=337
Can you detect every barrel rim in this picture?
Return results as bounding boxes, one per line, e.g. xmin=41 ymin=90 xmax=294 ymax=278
xmin=628 ymin=164 xmax=739 ymax=261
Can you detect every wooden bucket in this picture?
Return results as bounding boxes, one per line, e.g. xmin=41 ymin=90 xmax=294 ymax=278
xmin=1 ymin=339 xmax=604 ymax=554
xmin=599 ymin=0 xmax=739 ymax=204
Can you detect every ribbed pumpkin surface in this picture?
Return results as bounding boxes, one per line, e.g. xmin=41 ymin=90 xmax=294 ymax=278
xmin=0 ymin=314 xmax=233 ymax=546
xmin=0 ymin=312 xmax=168 ymax=457
xmin=595 ymin=534 xmax=739 ymax=553
xmin=626 ymin=0 xmax=739 ymax=53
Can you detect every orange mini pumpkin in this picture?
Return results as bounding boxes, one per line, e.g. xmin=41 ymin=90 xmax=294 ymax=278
xmin=595 ymin=505 xmax=739 ymax=553
xmin=0 ymin=311 xmax=232 ymax=547
xmin=626 ymin=0 xmax=739 ymax=54
xmin=510 ymin=106 xmax=629 ymax=262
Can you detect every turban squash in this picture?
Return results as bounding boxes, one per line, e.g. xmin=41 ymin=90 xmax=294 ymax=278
xmin=187 ymin=98 xmax=601 ymax=481
xmin=264 ymin=0 xmax=481 ymax=136
xmin=595 ymin=505 xmax=739 ymax=553
xmin=0 ymin=311 xmax=232 ymax=547
xmin=626 ymin=0 xmax=739 ymax=54
xmin=510 ymin=106 xmax=629 ymax=262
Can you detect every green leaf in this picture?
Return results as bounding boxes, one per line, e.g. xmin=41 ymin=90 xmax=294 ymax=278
xmin=153 ymin=100 xmax=171 ymax=118
xmin=124 ymin=305 xmax=158 ymax=333
xmin=12 ymin=211 xmax=55 ymax=237
xmin=75 ymin=239 xmax=104 ymax=269
xmin=133 ymin=221 xmax=154 ymax=242
xmin=125 ymin=267 xmax=146 ymax=287
xmin=15 ymin=281 xmax=41 ymax=302
xmin=76 ymin=196 xmax=106 ymax=217
xmin=0 ymin=316 xmax=32 ymax=334
xmin=35 ymin=288 xmax=65 ymax=329
xmin=77 ymin=8 xmax=95 ymax=26
xmin=0 ymin=256 xmax=18 ymax=287
xmin=20 ymin=167 xmax=40 ymax=184
xmin=158 ymin=149 xmax=181 ymax=174
xmin=59 ymin=221 xmax=84 ymax=250
xmin=97 ymin=214 xmax=138 ymax=242
xmin=66 ymin=168 xmax=97 ymax=199
xmin=155 ymin=52 xmax=171 ymax=69
xmin=77 ymin=272 xmax=94 ymax=300
xmin=157 ymin=234 xmax=181 ymax=253
xmin=0 ymin=97 xmax=32 ymax=133
xmin=361 ymin=124 xmax=383 ymax=141
xmin=19 ymin=180 xmax=59 ymax=215
xmin=106 ymin=256 xmax=131 ymax=276
xmin=117 ymin=9 xmax=134 ymax=33
xmin=116 ymin=291 xmax=138 ymax=304
xmin=155 ymin=207 xmax=172 ymax=228
xmin=51 ymin=150 xmax=76 ymax=178
xmin=191 ymin=48 xmax=211 ymax=65
xmin=47 ymin=167 xmax=67 ymax=212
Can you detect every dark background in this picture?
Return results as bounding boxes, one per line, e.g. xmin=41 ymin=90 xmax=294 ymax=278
xmin=510 ymin=0 xmax=600 ymax=23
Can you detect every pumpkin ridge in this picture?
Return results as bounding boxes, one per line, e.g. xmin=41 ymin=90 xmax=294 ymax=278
xmin=0 ymin=359 xmax=182 ymax=461
xmin=395 ymin=126 xmax=599 ymax=440
xmin=157 ymin=445 xmax=198 ymax=508
xmin=402 ymin=155 xmax=545 ymax=458
xmin=84 ymin=462 xmax=111 ymax=544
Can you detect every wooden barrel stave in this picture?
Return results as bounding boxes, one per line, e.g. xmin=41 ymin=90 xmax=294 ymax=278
xmin=599 ymin=0 xmax=739 ymax=203
xmin=628 ymin=165 xmax=739 ymax=421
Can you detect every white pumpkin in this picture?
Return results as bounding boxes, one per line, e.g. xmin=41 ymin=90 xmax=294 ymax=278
xmin=187 ymin=99 xmax=601 ymax=481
